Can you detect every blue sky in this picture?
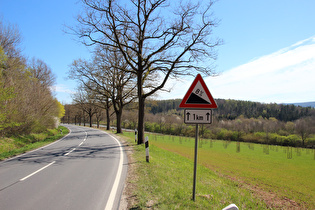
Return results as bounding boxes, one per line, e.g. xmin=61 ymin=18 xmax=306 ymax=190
xmin=1 ymin=0 xmax=315 ymax=104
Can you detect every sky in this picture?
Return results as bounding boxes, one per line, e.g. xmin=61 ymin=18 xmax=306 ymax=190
xmin=1 ymin=0 xmax=315 ymax=104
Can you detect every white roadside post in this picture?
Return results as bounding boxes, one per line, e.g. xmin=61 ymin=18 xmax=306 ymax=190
xmin=145 ymin=136 xmax=149 ymax=162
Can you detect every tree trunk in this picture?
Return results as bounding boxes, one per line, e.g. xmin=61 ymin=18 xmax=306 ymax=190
xmin=89 ymin=114 xmax=93 ymax=127
xmin=116 ymin=110 xmax=123 ymax=133
xmin=106 ymin=99 xmax=110 ymax=130
xmin=136 ymin=53 xmax=145 ymax=144
xmin=137 ymin=96 xmax=145 ymax=144
xmin=302 ymin=133 xmax=305 ymax=146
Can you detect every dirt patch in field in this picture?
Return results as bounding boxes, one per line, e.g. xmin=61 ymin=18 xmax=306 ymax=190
xmin=222 ymin=174 xmax=302 ymax=209
xmin=248 ymin=185 xmax=300 ymax=209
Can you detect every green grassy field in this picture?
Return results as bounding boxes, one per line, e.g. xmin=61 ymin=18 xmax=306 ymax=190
xmin=121 ymin=133 xmax=267 ymax=209
xmin=123 ymin=131 xmax=315 ymax=209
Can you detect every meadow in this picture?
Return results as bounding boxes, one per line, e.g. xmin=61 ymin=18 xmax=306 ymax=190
xmin=123 ymin=131 xmax=315 ymax=209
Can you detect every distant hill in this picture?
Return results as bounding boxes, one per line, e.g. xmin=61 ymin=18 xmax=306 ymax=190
xmin=288 ymin=102 xmax=315 ymax=108
xmin=145 ymin=98 xmax=315 ymax=122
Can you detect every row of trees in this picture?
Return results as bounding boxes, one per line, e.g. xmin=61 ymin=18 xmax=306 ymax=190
xmin=0 ymin=20 xmax=64 ymax=137
xmin=145 ymin=99 xmax=315 ymax=121
xmin=67 ymin=0 xmax=221 ymax=144
xmin=68 ymin=46 xmax=137 ymax=133
xmin=134 ymin=110 xmax=315 ymax=147
xmin=62 ymin=98 xmax=315 ymax=147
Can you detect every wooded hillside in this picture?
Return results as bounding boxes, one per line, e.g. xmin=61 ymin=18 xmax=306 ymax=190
xmin=146 ymin=98 xmax=315 ymax=122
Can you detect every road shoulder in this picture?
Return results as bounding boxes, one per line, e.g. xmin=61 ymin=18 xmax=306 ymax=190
xmin=111 ymin=134 xmax=138 ymax=210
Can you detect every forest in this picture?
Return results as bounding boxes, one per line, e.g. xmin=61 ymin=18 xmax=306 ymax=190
xmin=0 ymin=20 xmax=64 ymax=137
xmin=146 ymin=98 xmax=314 ymax=121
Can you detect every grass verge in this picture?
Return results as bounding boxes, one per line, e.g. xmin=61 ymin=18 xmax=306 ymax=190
xmin=118 ymin=132 xmax=268 ymax=209
xmin=0 ymin=126 xmax=69 ymax=160
xmin=142 ymin=133 xmax=314 ymax=209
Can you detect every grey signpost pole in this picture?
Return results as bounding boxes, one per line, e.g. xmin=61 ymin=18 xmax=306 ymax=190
xmin=192 ymin=123 xmax=199 ymax=201
xmin=179 ymin=74 xmax=218 ymax=202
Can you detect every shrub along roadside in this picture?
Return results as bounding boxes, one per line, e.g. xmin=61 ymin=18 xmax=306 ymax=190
xmin=0 ymin=126 xmax=69 ymax=160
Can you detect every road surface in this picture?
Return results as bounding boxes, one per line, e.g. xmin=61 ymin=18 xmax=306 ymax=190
xmin=0 ymin=124 xmax=127 ymax=210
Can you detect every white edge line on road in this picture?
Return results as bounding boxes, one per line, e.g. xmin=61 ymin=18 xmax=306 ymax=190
xmin=20 ymin=161 xmax=55 ymax=181
xmin=65 ymin=148 xmax=76 ymax=156
xmin=104 ymin=132 xmax=124 ymax=210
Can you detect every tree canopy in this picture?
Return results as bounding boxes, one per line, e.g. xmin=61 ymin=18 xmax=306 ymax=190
xmin=71 ymin=0 xmax=221 ymax=143
xmin=0 ymin=20 xmax=64 ymax=136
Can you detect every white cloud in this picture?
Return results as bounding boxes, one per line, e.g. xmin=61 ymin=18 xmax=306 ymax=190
xmin=159 ymin=36 xmax=315 ymax=103
xmin=52 ymin=84 xmax=76 ymax=94
xmin=51 ymin=84 xmax=76 ymax=104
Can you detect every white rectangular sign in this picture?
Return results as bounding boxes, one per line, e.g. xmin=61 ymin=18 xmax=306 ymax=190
xmin=184 ymin=109 xmax=212 ymax=124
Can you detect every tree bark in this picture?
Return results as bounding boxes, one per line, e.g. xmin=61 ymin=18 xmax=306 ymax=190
xmin=137 ymin=62 xmax=145 ymax=144
xmin=116 ymin=110 xmax=123 ymax=133
xmin=106 ymin=98 xmax=110 ymax=130
xmin=89 ymin=113 xmax=93 ymax=127
xmin=137 ymin=96 xmax=145 ymax=144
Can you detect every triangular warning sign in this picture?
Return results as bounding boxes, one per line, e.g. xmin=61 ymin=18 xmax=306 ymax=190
xmin=179 ymin=74 xmax=217 ymax=109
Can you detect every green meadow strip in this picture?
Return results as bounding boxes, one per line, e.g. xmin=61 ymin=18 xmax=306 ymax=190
xmin=121 ymin=132 xmax=267 ymax=209
xmin=122 ymin=131 xmax=315 ymax=209
xmin=0 ymin=126 xmax=69 ymax=160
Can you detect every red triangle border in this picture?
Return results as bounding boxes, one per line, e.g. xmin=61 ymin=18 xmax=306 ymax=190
xmin=179 ymin=74 xmax=217 ymax=109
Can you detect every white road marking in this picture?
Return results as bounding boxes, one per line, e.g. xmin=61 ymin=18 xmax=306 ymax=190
xmin=20 ymin=161 xmax=55 ymax=181
xmin=19 ymin=126 xmax=86 ymax=183
xmin=65 ymin=148 xmax=76 ymax=156
xmin=84 ymin=131 xmax=88 ymax=141
xmin=104 ymin=133 xmax=124 ymax=210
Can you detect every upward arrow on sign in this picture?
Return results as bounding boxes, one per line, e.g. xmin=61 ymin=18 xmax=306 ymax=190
xmin=179 ymin=74 xmax=217 ymax=109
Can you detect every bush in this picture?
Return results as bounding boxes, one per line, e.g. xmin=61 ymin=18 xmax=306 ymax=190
xmin=243 ymin=133 xmax=261 ymax=143
xmin=216 ymin=128 xmax=228 ymax=140
xmin=144 ymin=122 xmax=154 ymax=132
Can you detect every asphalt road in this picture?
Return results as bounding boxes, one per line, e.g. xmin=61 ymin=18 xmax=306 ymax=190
xmin=0 ymin=124 xmax=127 ymax=210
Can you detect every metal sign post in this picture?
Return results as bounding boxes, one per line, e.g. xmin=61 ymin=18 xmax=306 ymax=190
xmin=192 ymin=124 xmax=199 ymax=201
xmin=179 ymin=74 xmax=218 ymax=202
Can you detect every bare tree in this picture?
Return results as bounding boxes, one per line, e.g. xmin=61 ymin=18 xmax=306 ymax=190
xmin=72 ymin=86 xmax=99 ymax=127
xmin=94 ymin=46 xmax=137 ymax=133
xmin=0 ymin=18 xmax=22 ymax=57
xmin=29 ymin=58 xmax=56 ymax=88
xmin=70 ymin=55 xmax=113 ymax=129
xmin=110 ymin=60 xmax=137 ymax=133
xmin=295 ymin=117 xmax=315 ymax=146
xmin=71 ymin=0 xmax=221 ymax=143
xmin=69 ymin=46 xmax=136 ymax=133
